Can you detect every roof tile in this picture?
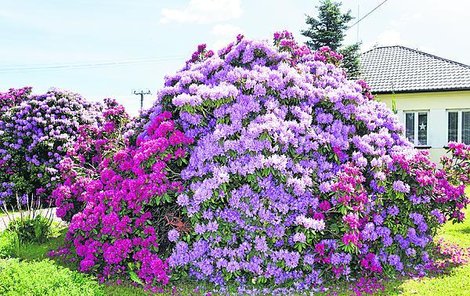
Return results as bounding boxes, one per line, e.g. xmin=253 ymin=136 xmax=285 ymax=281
xmin=360 ymin=46 xmax=470 ymax=93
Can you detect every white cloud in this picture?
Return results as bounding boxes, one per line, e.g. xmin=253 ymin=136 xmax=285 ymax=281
xmin=375 ymin=30 xmax=409 ymax=46
xmin=210 ymin=24 xmax=244 ymax=50
xmin=363 ymin=29 xmax=410 ymax=51
xmin=160 ymin=0 xmax=242 ymax=24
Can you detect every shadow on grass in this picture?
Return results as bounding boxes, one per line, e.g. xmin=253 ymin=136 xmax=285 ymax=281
xmin=13 ymin=228 xmax=81 ymax=272
xmin=460 ymin=226 xmax=470 ymax=234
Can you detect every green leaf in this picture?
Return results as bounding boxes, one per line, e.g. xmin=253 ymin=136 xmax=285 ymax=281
xmin=129 ymin=271 xmax=144 ymax=286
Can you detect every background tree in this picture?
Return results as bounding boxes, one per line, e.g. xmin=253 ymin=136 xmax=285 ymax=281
xmin=301 ymin=0 xmax=361 ymax=78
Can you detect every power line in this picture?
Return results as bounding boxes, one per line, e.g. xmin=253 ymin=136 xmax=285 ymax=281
xmin=348 ymin=0 xmax=388 ymax=30
xmin=0 ymin=56 xmax=185 ymax=73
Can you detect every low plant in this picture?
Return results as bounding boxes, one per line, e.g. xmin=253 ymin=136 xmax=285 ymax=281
xmin=2 ymin=194 xmax=55 ymax=244
xmin=0 ymin=258 xmax=104 ymax=296
xmin=8 ymin=215 xmax=53 ymax=244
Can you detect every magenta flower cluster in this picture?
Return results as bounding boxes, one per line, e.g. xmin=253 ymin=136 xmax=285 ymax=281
xmin=442 ymin=142 xmax=470 ymax=186
xmin=54 ymin=110 xmax=193 ymax=288
xmin=133 ymin=31 xmax=470 ymax=291
xmin=53 ymin=98 xmax=130 ymax=222
xmin=0 ymin=87 xmax=102 ymax=206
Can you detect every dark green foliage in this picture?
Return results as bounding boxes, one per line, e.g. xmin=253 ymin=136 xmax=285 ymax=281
xmin=339 ymin=42 xmax=361 ymax=78
xmin=301 ymin=0 xmax=361 ymax=77
xmin=301 ymin=0 xmax=352 ymax=50
xmin=7 ymin=215 xmax=52 ymax=244
xmin=0 ymin=258 xmax=104 ymax=296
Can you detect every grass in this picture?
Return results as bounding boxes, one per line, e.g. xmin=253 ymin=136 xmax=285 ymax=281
xmin=391 ymin=265 xmax=470 ymax=296
xmin=3 ymin=187 xmax=470 ymax=295
xmin=434 ymin=187 xmax=470 ymax=248
xmin=15 ymin=232 xmax=65 ymax=261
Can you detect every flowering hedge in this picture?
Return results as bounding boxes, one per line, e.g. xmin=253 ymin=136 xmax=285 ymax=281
xmin=0 ymin=88 xmax=102 ymax=206
xmin=129 ymin=32 xmax=470 ymax=292
xmin=54 ymin=111 xmax=193 ymax=290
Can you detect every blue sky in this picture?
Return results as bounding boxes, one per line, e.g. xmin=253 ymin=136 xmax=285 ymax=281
xmin=1 ymin=0 xmax=469 ymax=115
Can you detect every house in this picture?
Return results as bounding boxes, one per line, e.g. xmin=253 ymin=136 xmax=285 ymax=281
xmin=361 ymin=45 xmax=470 ymax=162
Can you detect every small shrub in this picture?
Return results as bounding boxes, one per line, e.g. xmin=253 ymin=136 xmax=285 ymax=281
xmin=8 ymin=215 xmax=52 ymax=244
xmin=442 ymin=142 xmax=470 ymax=187
xmin=0 ymin=258 xmax=104 ymax=296
xmin=0 ymin=231 xmax=18 ymax=258
xmin=3 ymin=195 xmax=55 ymax=244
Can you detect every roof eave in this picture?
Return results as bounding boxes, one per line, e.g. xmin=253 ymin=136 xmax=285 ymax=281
xmin=372 ymin=87 xmax=470 ymax=95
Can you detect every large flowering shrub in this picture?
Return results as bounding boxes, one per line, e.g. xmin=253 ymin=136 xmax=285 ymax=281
xmin=132 ymin=32 xmax=469 ymax=291
xmin=52 ymin=98 xmax=129 ymax=222
xmin=55 ymin=111 xmax=193 ymax=289
xmin=0 ymin=88 xmax=102 ymax=206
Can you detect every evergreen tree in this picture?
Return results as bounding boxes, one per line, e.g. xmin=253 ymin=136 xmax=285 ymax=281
xmin=301 ymin=0 xmax=361 ymax=78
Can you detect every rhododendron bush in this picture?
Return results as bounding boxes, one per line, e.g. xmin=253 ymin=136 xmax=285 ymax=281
xmin=0 ymin=88 xmax=102 ymax=206
xmin=53 ymin=111 xmax=193 ymax=289
xmin=128 ymin=32 xmax=469 ymax=291
xmin=53 ymin=98 xmax=129 ymax=222
xmin=45 ymin=31 xmax=470 ymax=293
xmin=442 ymin=142 xmax=470 ymax=186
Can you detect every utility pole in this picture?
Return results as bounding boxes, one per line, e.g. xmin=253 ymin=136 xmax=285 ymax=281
xmin=133 ymin=89 xmax=151 ymax=111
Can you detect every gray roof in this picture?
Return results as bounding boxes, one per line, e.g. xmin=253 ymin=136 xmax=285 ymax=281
xmin=360 ymin=45 xmax=470 ymax=93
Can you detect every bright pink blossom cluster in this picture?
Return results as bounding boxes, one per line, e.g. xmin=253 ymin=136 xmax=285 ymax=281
xmin=54 ymin=111 xmax=192 ymax=288
xmin=53 ymin=98 xmax=129 ymax=222
xmin=442 ymin=142 xmax=470 ymax=185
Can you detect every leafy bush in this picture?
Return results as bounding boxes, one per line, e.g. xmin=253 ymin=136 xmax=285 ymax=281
xmin=130 ymin=31 xmax=469 ymax=292
xmin=54 ymin=111 xmax=192 ymax=290
xmin=2 ymin=195 xmax=55 ymax=244
xmin=0 ymin=231 xmax=18 ymax=258
xmin=7 ymin=215 xmax=53 ymax=244
xmin=0 ymin=88 xmax=103 ymax=206
xmin=0 ymin=258 xmax=103 ymax=296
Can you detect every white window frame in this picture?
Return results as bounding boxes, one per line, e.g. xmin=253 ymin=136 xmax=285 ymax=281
xmin=404 ymin=110 xmax=429 ymax=146
xmin=447 ymin=109 xmax=470 ymax=144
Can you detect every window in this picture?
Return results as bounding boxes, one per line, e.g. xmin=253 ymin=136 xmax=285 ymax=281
xmin=448 ymin=110 xmax=470 ymax=144
xmin=404 ymin=111 xmax=428 ymax=146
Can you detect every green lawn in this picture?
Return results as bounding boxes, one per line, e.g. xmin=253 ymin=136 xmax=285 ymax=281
xmin=5 ymin=187 xmax=470 ymax=295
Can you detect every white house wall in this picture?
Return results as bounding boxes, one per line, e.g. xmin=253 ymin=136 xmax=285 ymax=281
xmin=376 ymin=90 xmax=470 ymax=163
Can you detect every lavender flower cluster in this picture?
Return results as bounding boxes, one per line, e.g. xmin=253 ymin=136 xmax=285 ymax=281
xmin=131 ymin=31 xmax=470 ymax=290
xmin=0 ymin=88 xmax=103 ymax=206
